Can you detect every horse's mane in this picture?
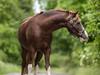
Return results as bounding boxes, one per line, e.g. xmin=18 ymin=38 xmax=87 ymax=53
xmin=38 ymin=9 xmax=66 ymax=17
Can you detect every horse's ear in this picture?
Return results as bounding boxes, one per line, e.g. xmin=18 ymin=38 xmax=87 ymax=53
xmin=66 ymin=10 xmax=69 ymax=13
xmin=75 ymin=11 xmax=78 ymax=15
xmin=73 ymin=11 xmax=78 ymax=17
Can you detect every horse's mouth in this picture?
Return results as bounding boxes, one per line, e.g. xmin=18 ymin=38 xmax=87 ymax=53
xmin=79 ymin=37 xmax=88 ymax=42
xmin=79 ymin=30 xmax=89 ymax=42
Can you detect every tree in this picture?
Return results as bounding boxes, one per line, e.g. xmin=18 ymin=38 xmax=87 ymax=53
xmin=0 ymin=0 xmax=33 ymax=64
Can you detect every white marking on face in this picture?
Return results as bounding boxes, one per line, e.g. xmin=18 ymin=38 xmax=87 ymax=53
xmin=47 ymin=66 xmax=51 ymax=75
xmin=81 ymin=25 xmax=88 ymax=37
xmin=84 ymin=30 xmax=88 ymax=38
xmin=79 ymin=25 xmax=88 ymax=42
xmin=81 ymin=24 xmax=84 ymax=30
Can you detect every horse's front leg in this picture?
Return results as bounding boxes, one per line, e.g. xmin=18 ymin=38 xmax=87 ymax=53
xmin=44 ymin=47 xmax=51 ymax=75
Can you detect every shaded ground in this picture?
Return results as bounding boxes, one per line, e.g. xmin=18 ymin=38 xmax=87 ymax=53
xmin=6 ymin=72 xmax=67 ymax=75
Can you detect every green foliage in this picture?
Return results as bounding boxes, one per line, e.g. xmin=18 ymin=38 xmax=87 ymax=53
xmin=47 ymin=0 xmax=100 ymax=66
xmin=67 ymin=67 xmax=100 ymax=75
xmin=18 ymin=0 xmax=33 ymax=12
xmin=0 ymin=0 xmax=100 ymax=74
xmin=79 ymin=0 xmax=100 ymax=66
xmin=0 ymin=50 xmax=7 ymax=61
xmin=0 ymin=61 xmax=20 ymax=74
xmin=0 ymin=0 xmax=33 ymax=64
xmin=46 ymin=0 xmax=57 ymax=10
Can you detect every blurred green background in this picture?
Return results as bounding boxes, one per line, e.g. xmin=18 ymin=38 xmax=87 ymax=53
xmin=0 ymin=0 xmax=100 ymax=75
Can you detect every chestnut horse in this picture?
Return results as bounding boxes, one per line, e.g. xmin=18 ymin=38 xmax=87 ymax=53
xmin=18 ymin=10 xmax=88 ymax=75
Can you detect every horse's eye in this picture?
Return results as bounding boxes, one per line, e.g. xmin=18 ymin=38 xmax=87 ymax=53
xmin=77 ymin=22 xmax=80 ymax=24
xmin=79 ymin=30 xmax=83 ymax=35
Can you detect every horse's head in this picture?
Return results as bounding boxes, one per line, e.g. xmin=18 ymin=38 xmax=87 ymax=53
xmin=65 ymin=11 xmax=88 ymax=42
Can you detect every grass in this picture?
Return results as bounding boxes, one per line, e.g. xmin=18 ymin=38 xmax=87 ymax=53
xmin=68 ymin=67 xmax=100 ymax=75
xmin=39 ymin=53 xmax=73 ymax=75
xmin=40 ymin=53 xmax=100 ymax=75
xmin=0 ymin=61 xmax=20 ymax=75
xmin=0 ymin=53 xmax=100 ymax=75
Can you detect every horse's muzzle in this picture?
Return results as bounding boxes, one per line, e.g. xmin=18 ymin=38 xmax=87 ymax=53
xmin=80 ymin=37 xmax=88 ymax=42
xmin=79 ymin=30 xmax=89 ymax=42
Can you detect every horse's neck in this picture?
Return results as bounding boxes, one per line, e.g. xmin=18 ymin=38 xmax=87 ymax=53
xmin=42 ymin=14 xmax=66 ymax=33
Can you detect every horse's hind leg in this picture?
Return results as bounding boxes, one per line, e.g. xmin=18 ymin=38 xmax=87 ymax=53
xmin=21 ymin=48 xmax=35 ymax=75
xmin=22 ymin=61 xmax=28 ymax=75
xmin=28 ymin=51 xmax=35 ymax=75
xmin=21 ymin=47 xmax=28 ymax=75
xmin=34 ymin=51 xmax=43 ymax=75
